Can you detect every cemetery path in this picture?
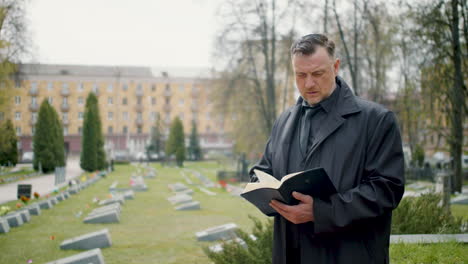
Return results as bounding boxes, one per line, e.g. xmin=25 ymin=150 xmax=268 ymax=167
xmin=0 ymin=157 xmax=84 ymax=205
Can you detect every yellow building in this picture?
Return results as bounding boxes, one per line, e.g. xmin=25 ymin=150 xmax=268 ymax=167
xmin=3 ymin=64 xmax=233 ymax=158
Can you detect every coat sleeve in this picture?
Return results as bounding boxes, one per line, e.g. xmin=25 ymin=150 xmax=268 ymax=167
xmin=313 ymin=111 xmax=405 ymax=234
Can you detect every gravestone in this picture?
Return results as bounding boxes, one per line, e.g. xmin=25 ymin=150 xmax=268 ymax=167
xmin=63 ymin=191 xmax=70 ymax=199
xmin=390 ymin=234 xmax=468 ymax=244
xmin=196 ymin=223 xmax=238 ymax=241
xmin=167 ymin=194 xmax=192 ymax=205
xmin=17 ymin=209 xmax=31 ymax=223
xmin=17 ymin=184 xmax=32 ymax=199
xmin=175 ymin=201 xmax=200 ymax=211
xmin=122 ymin=190 xmax=135 ymax=200
xmin=26 ymin=203 xmax=41 ymax=215
xmin=60 ymin=229 xmax=112 ymax=250
xmin=174 ymin=188 xmax=194 ymax=196
xmin=50 ymin=197 xmax=58 ymax=205
xmin=4 ymin=212 xmax=24 ymax=227
xmin=198 ymin=187 xmax=216 ymax=196
xmin=98 ymin=195 xmax=125 ymax=206
xmin=91 ymin=204 xmax=121 ymax=215
xmin=84 ymin=210 xmax=120 ymax=224
xmin=168 ymin=182 xmax=189 ymax=192
xmin=0 ymin=217 xmax=10 ymax=233
xmin=450 ymin=195 xmax=468 ymax=205
xmin=109 ymin=181 xmax=119 ymax=192
xmin=38 ymin=199 xmax=53 ymax=209
xmin=46 ymin=248 xmax=106 ymax=264
xmin=132 ymin=183 xmax=148 ymax=192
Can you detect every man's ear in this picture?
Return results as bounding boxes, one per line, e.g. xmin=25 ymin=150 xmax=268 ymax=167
xmin=333 ymin=58 xmax=340 ymax=75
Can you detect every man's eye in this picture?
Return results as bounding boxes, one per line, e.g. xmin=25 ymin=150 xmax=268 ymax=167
xmin=313 ymin=72 xmax=323 ymax=77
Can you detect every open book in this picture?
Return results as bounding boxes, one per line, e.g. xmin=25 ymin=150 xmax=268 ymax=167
xmin=241 ymin=168 xmax=337 ymax=216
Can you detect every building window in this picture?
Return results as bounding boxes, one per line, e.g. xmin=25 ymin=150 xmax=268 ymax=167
xmin=179 ymin=99 xmax=184 ymax=106
xmin=31 ymin=127 xmax=35 ymax=135
xmin=137 ymin=127 xmax=142 ymax=134
xmin=150 ymin=112 xmax=156 ymax=121
xmin=179 ymin=84 xmax=184 ymax=92
xmin=151 ymin=84 xmax=156 ymax=91
xmin=206 ymin=112 xmax=211 ymax=120
xmin=62 ymin=82 xmax=69 ymax=89
xmin=179 ymin=113 xmax=184 ymax=121
xmin=165 ymin=98 xmax=170 ymax=104
xmin=93 ymin=83 xmax=99 ymax=94
xmin=63 ymin=127 xmax=68 ymax=136
xmin=136 ymin=83 xmax=142 ymax=91
xmin=48 ymin=82 xmax=53 ymax=91
xmin=62 ymin=113 xmax=68 ymax=121
xmin=78 ymin=112 xmax=83 ymax=120
xmin=63 ymin=97 xmax=68 ymax=104
xmin=15 ymin=112 xmax=21 ymax=120
xmin=108 ymin=97 xmax=113 ymax=105
xmin=48 ymin=96 xmax=53 ymax=104
xmin=151 ymin=97 xmax=156 ymax=105
xmin=16 ymin=127 xmax=21 ymax=136
xmin=78 ymin=97 xmax=84 ymax=105
xmin=32 ymin=112 xmax=37 ymax=122
xmin=107 ymin=84 xmax=113 ymax=92
xmin=206 ymin=125 xmax=211 ymax=133
xmin=137 ymin=97 xmax=142 ymax=104
xmin=137 ymin=112 xmax=142 ymax=120
xmin=108 ymin=126 xmax=113 ymax=135
xmin=78 ymin=126 xmax=82 ymax=135
xmin=122 ymin=98 xmax=127 ymax=105
xmin=165 ymin=83 xmax=170 ymax=91
xmin=14 ymin=96 xmax=21 ymax=105
xmin=31 ymin=82 xmax=38 ymax=89
xmin=123 ymin=112 xmax=129 ymax=121
xmin=31 ymin=96 xmax=37 ymax=105
xmin=122 ymin=84 xmax=128 ymax=91
xmin=123 ymin=126 xmax=128 ymax=134
xmin=108 ymin=112 xmax=113 ymax=120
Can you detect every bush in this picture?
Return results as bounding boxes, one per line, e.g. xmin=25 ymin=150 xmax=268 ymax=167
xmin=204 ymin=216 xmax=273 ymax=264
xmin=391 ymin=193 xmax=464 ymax=234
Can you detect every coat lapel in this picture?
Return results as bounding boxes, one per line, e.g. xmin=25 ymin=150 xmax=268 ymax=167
xmin=276 ymin=105 xmax=301 ymax=178
xmin=304 ymin=76 xmax=361 ymax=163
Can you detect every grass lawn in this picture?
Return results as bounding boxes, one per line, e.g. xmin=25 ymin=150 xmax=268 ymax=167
xmin=0 ymin=161 xmax=466 ymax=264
xmin=0 ymin=162 xmax=265 ymax=264
xmin=0 ymin=167 xmax=37 ymax=184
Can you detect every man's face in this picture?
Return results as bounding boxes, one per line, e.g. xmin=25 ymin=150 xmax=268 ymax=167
xmin=292 ymin=47 xmax=340 ymax=105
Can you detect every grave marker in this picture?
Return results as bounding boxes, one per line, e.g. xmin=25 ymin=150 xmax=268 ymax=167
xmin=60 ymin=229 xmax=112 ymax=250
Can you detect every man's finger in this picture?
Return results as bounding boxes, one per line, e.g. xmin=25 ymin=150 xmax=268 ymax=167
xmin=292 ymin=191 xmax=313 ymax=203
xmin=270 ymin=202 xmax=290 ymax=215
xmin=271 ymin=200 xmax=292 ymax=213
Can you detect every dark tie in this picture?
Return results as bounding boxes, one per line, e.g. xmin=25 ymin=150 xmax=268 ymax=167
xmin=300 ymin=106 xmax=321 ymax=156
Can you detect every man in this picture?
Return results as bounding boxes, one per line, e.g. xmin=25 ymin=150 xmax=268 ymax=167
xmin=249 ymin=34 xmax=405 ymax=264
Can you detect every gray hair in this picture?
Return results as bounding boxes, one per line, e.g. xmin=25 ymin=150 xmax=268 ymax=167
xmin=290 ymin=34 xmax=336 ymax=58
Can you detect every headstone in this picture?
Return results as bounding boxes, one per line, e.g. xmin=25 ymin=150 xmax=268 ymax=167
xmin=175 ymin=201 xmax=201 ymax=211
xmin=26 ymin=203 xmax=41 ymax=215
xmin=38 ymin=199 xmax=53 ymax=209
xmin=17 ymin=209 xmax=31 ymax=223
xmin=50 ymin=197 xmax=58 ymax=205
xmin=17 ymin=184 xmax=32 ymax=199
xmin=4 ymin=212 xmax=24 ymax=227
xmin=132 ymin=184 xmax=148 ymax=192
xmin=390 ymin=234 xmax=468 ymax=244
xmin=168 ymin=182 xmax=189 ymax=192
xmin=196 ymin=223 xmax=238 ymax=241
xmin=167 ymin=194 xmax=192 ymax=205
xmin=68 ymin=187 xmax=79 ymax=195
xmin=60 ymin=229 xmax=112 ymax=250
xmin=122 ymin=190 xmax=135 ymax=200
xmin=450 ymin=195 xmax=468 ymax=205
xmin=199 ymin=187 xmax=216 ymax=196
xmin=0 ymin=217 xmax=10 ymax=233
xmin=98 ymin=196 xmax=124 ymax=206
xmin=109 ymin=181 xmax=119 ymax=192
xmin=174 ymin=188 xmax=194 ymax=196
xmin=63 ymin=191 xmax=70 ymax=199
xmin=90 ymin=204 xmax=121 ymax=215
xmin=46 ymin=248 xmax=106 ymax=264
xmin=84 ymin=210 xmax=120 ymax=224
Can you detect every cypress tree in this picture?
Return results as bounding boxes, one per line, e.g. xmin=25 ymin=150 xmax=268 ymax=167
xmin=0 ymin=119 xmax=18 ymax=166
xmin=80 ymin=93 xmax=98 ymax=171
xmin=166 ymin=117 xmax=185 ymax=167
xmin=188 ymin=120 xmax=202 ymax=161
xmin=50 ymin=106 xmax=65 ymax=166
xmin=94 ymin=95 xmax=106 ymax=170
xmin=33 ymin=100 xmax=57 ymax=172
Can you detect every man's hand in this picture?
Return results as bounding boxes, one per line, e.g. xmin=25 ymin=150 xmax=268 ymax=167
xmin=269 ymin=191 xmax=315 ymax=224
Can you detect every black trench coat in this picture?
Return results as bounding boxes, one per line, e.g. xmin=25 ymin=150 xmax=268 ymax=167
xmin=250 ymin=77 xmax=405 ymax=264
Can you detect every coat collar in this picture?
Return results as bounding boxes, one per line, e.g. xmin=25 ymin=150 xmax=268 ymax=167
xmin=277 ymin=76 xmax=361 ymax=174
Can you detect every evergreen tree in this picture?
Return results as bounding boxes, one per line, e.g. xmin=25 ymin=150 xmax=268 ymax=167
xmin=33 ymin=100 xmax=59 ymax=172
xmin=166 ymin=117 xmax=185 ymax=167
xmin=188 ymin=120 xmax=202 ymax=161
xmin=50 ymin=106 xmax=65 ymax=167
xmin=94 ymin=96 xmax=106 ymax=170
xmin=0 ymin=119 xmax=18 ymax=166
xmin=80 ymin=93 xmax=98 ymax=171
xmin=146 ymin=113 xmax=163 ymax=159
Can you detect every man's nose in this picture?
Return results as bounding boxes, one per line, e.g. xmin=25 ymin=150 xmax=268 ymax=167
xmin=304 ymin=75 xmax=316 ymax=88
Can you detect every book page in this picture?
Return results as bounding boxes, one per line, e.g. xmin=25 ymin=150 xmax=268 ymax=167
xmin=280 ymin=170 xmax=304 ymax=183
xmin=254 ymin=169 xmax=280 ymax=184
xmin=242 ymin=181 xmax=281 ymax=193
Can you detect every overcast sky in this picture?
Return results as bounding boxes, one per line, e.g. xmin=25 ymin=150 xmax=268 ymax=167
xmin=26 ymin=0 xmax=218 ymax=68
